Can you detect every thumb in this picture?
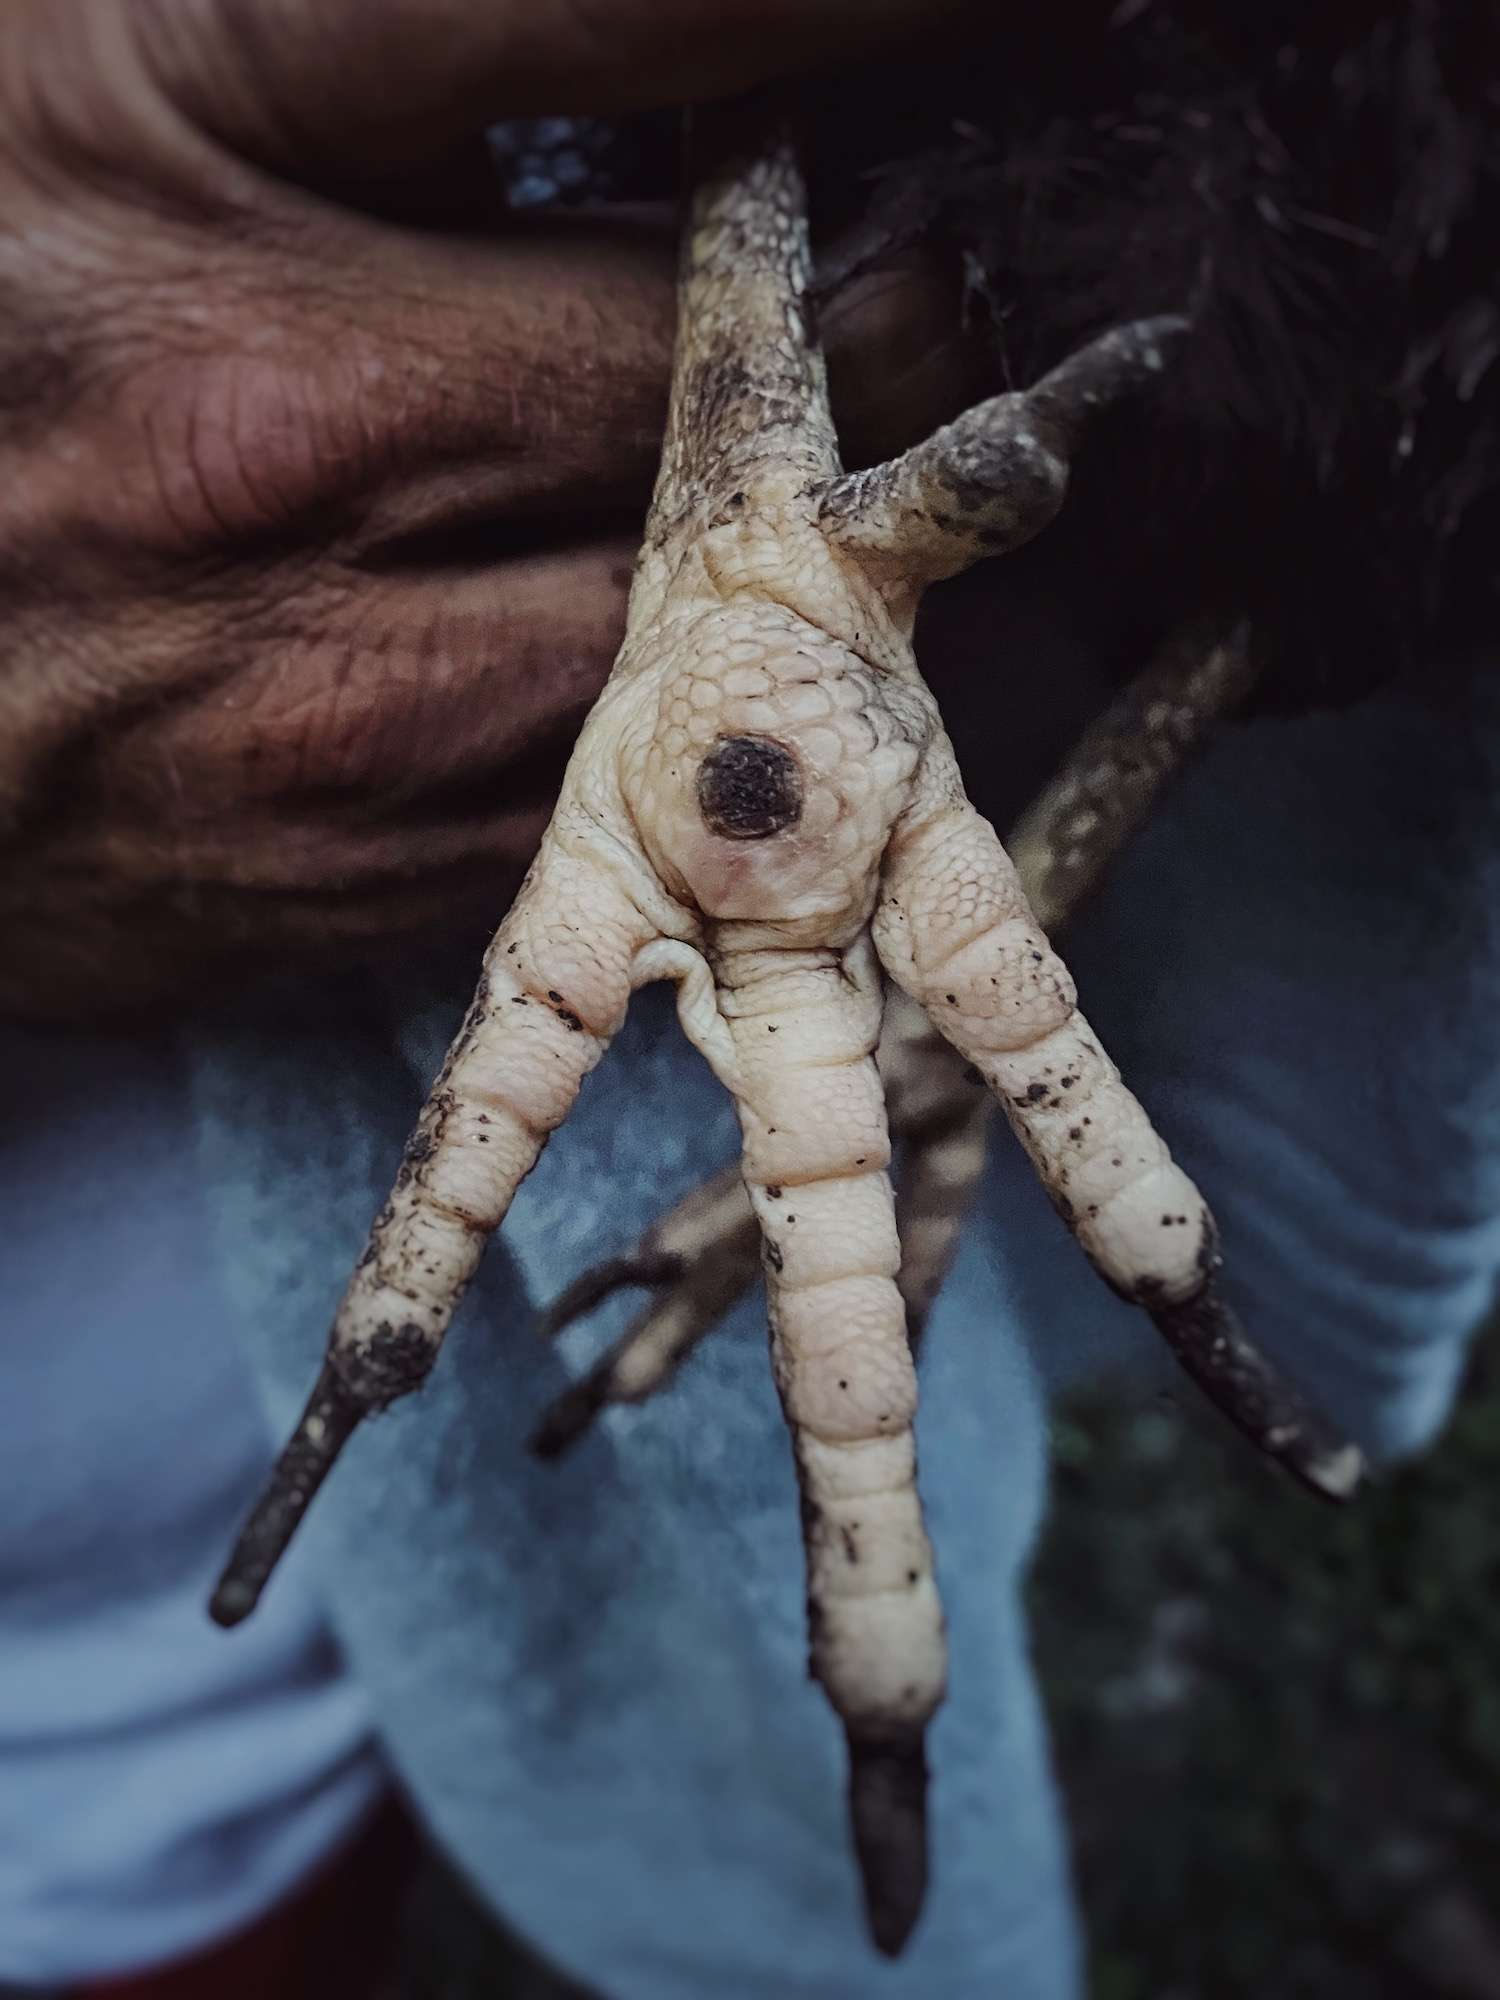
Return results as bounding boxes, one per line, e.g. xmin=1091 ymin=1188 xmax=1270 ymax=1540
xmin=133 ymin=0 xmax=981 ymax=185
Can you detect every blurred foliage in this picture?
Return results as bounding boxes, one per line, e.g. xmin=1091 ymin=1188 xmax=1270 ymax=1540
xmin=1030 ymin=1321 xmax=1500 ymax=2000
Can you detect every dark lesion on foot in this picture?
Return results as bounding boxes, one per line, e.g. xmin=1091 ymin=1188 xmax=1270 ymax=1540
xmin=697 ymin=734 xmax=804 ymax=840
xmin=847 ymin=1727 xmax=930 ymax=1958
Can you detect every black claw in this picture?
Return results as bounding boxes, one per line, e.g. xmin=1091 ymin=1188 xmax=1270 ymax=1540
xmin=527 ymin=1368 xmax=614 ymax=1459
xmin=1024 ymin=314 xmax=1191 ymax=451
xmin=1148 ymin=1272 xmax=1365 ymax=1502
xmin=534 ymin=1250 xmax=686 ymax=1339
xmin=847 ymin=1730 xmax=930 ymax=1958
xmin=209 ymin=1360 xmax=363 ymax=1627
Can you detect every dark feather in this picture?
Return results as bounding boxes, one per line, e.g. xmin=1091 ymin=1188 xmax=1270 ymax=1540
xmin=800 ymin=2 xmax=1500 ymax=710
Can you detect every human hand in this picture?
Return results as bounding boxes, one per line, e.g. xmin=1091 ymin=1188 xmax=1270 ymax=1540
xmin=0 ymin=0 xmax=980 ymax=1019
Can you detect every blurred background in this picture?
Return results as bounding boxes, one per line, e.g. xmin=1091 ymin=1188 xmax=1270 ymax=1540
xmin=5 ymin=21 xmax=1496 ymax=1995
xmin=1035 ymin=1320 xmax=1500 ymax=2000
xmin=378 ymin=1315 xmax=1500 ymax=2000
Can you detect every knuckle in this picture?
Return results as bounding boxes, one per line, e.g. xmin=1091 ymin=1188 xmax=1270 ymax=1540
xmin=925 ymin=915 xmax=1076 ymax=1052
xmin=779 ymin=1321 xmax=917 ymax=1445
xmin=1081 ymin=1163 xmax=1210 ymax=1302
xmin=116 ymin=341 xmax=373 ymax=554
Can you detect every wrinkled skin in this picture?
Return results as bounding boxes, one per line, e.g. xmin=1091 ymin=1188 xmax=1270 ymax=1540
xmin=0 ymin=0 xmax=979 ymax=1020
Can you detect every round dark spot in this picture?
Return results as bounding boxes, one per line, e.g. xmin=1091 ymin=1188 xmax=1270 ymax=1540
xmin=696 ymin=735 xmax=803 ymax=840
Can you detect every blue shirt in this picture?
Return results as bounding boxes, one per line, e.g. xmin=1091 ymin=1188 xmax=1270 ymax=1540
xmin=4 ymin=666 xmax=1499 ymax=1994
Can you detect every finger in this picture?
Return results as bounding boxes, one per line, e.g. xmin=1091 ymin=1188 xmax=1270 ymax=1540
xmin=717 ymin=938 xmax=944 ymax=1956
xmin=133 ymin=0 xmax=983 ymax=184
xmin=529 ymin=1167 xmax=760 ymax=1457
xmin=656 ymin=108 xmax=835 ymax=520
xmin=821 ymin=316 xmax=1188 ymax=585
xmin=533 ymin=1248 xmax=693 ymax=1346
xmin=1 ymin=525 xmax=639 ymax=1020
xmin=872 ymin=773 xmax=1364 ymax=1501
xmin=825 ymin=248 xmax=993 ymax=472
xmin=94 ymin=214 xmax=677 ymax=558
xmin=77 ymin=205 xmax=969 ymax=574
xmin=126 ymin=542 xmax=634 ymax=826
xmin=535 ymin=1156 xmax=750 ymax=1340
xmin=886 ymin=626 xmax=1258 ymax=1343
xmin=211 ymin=832 xmax=656 ymax=1622
xmin=1005 ymin=624 xmax=1257 ymax=932
xmin=344 ymin=225 xmax=981 ymax=512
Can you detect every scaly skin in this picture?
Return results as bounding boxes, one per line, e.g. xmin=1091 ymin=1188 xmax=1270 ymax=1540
xmin=213 ymin=101 xmax=1360 ymax=1955
xmin=530 ymin=624 xmax=1259 ymax=1441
